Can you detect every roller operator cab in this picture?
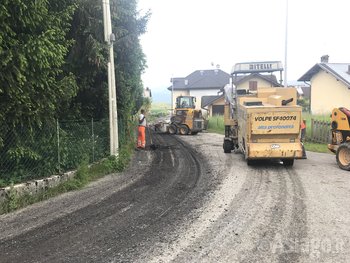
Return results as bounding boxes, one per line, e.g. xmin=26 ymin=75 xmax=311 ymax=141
xmin=176 ymin=96 xmax=196 ymax=109
xmin=223 ymin=87 xmax=305 ymax=166
xmin=169 ymin=96 xmax=205 ymax=135
xmin=328 ymin=107 xmax=350 ymax=170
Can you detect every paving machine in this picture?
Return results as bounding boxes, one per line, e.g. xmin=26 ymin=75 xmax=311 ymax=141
xmin=223 ymin=86 xmax=305 ymax=166
xmin=168 ymin=96 xmax=205 ymax=135
xmin=328 ymin=107 xmax=350 ymax=170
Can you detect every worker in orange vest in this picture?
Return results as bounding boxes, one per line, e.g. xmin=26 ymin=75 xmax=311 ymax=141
xmin=300 ymin=119 xmax=306 ymax=142
xmin=300 ymin=119 xmax=307 ymax=159
xmin=137 ymin=109 xmax=147 ymax=149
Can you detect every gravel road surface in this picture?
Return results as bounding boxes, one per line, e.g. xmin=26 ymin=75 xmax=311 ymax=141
xmin=0 ymin=132 xmax=349 ymax=263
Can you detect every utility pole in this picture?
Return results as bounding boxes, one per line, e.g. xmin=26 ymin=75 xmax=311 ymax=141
xmin=102 ymin=0 xmax=119 ymax=155
xmin=284 ymin=0 xmax=289 ymax=88
xmin=171 ymin=76 xmax=174 ymax=116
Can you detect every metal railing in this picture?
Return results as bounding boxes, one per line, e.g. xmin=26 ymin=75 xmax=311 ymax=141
xmin=307 ymin=119 xmax=331 ymax=144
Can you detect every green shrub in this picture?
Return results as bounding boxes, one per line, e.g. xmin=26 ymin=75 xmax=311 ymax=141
xmin=297 ymin=98 xmax=310 ymax=112
xmin=207 ymin=115 xmax=225 ymax=134
xmin=0 ymin=140 xmax=134 ymax=215
xmin=304 ymin=142 xmax=330 ymax=154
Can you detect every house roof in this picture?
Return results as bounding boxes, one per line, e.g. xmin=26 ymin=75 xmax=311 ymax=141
xmin=232 ymin=73 xmax=282 ymax=87
xmin=167 ymin=69 xmax=230 ymax=91
xmin=301 ymin=86 xmax=311 ymax=98
xmin=298 ymin=63 xmax=350 ymax=88
xmin=219 ymin=73 xmax=282 ymax=93
xmin=201 ymin=95 xmax=224 ymax=108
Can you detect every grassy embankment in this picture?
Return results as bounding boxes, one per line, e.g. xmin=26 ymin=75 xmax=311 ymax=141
xmin=0 ymin=133 xmax=137 ymax=214
xmin=1 ymin=101 xmax=169 ymax=214
xmin=207 ymin=115 xmax=225 ymax=135
xmin=148 ymin=102 xmax=171 ymax=122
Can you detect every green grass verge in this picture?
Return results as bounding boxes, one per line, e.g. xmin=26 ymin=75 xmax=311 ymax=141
xmin=150 ymin=102 xmax=170 ymax=112
xmin=302 ymin=112 xmax=330 ymax=122
xmin=304 ymin=142 xmax=331 ymax=154
xmin=149 ymin=102 xmax=171 ymax=121
xmin=0 ymin=142 xmax=134 ymax=215
xmin=206 ymin=115 xmax=225 ymax=135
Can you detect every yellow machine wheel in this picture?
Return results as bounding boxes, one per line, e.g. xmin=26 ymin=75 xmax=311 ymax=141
xmin=223 ymin=140 xmax=233 ymax=153
xmin=178 ymin=124 xmax=189 ymax=135
xmin=336 ymin=143 xmax=350 ymax=171
xmin=168 ymin=124 xmax=177 ymax=135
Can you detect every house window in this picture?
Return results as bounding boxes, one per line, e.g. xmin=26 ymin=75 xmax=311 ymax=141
xmin=212 ymin=105 xmax=224 ymax=116
xmin=249 ymin=81 xmax=257 ymax=91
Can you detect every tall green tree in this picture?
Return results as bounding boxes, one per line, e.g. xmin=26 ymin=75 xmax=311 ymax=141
xmin=64 ymin=0 xmax=150 ymax=140
xmin=112 ymin=0 xmax=150 ymax=138
xmin=61 ymin=0 xmax=108 ymax=120
xmin=0 ymin=0 xmax=77 ymax=133
xmin=0 ymin=0 xmax=77 ymax=182
xmin=0 ymin=0 xmax=149 ymax=184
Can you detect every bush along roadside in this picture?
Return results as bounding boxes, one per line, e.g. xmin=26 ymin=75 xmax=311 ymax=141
xmin=0 ymin=140 xmax=134 ymax=215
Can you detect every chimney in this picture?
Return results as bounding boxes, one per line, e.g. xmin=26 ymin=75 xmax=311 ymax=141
xmin=348 ymin=65 xmax=350 ymax=74
xmin=321 ymin=55 xmax=329 ymax=63
xmin=185 ymin=79 xmax=188 ymax=85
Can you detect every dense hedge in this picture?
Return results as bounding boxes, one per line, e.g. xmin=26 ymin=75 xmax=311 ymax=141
xmin=0 ymin=0 xmax=149 ymax=184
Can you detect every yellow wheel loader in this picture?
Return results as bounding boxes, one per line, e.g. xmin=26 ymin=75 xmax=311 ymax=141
xmin=328 ymin=107 xmax=350 ymax=170
xmin=169 ymin=96 xmax=205 ymax=135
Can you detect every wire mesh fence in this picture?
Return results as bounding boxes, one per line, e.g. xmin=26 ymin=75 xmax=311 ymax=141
xmin=0 ymin=119 xmax=109 ymax=186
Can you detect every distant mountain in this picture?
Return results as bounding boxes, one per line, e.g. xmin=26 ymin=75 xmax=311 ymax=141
xmin=151 ymin=89 xmax=171 ymax=103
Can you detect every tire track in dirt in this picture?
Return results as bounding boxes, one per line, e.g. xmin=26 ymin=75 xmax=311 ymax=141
xmin=0 ymin=132 xmax=309 ymax=263
xmin=152 ymin=157 xmax=308 ymax=263
xmin=238 ymin=164 xmax=307 ymax=263
xmin=160 ymin=162 xmax=272 ymax=262
xmin=277 ymin=168 xmax=308 ymax=263
xmin=142 ymin=134 xmax=343 ymax=263
xmin=239 ymin=165 xmax=289 ymax=263
xmin=0 ymin=133 xmax=206 ymax=263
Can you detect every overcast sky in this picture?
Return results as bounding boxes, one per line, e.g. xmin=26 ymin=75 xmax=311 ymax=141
xmin=137 ymin=0 xmax=350 ymax=93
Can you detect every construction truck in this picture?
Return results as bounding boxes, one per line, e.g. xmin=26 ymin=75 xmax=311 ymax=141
xmin=223 ymin=61 xmax=305 ymax=166
xmin=327 ymin=107 xmax=350 ymax=170
xmin=168 ymin=95 xmax=205 ymax=135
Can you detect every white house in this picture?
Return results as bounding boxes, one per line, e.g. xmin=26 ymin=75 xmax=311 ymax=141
xmin=144 ymin=87 xmax=152 ymax=98
xmin=167 ymin=69 xmax=230 ymax=110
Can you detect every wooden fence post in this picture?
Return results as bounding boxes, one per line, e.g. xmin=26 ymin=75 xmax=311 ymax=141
xmin=311 ymin=118 xmax=314 ymax=143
